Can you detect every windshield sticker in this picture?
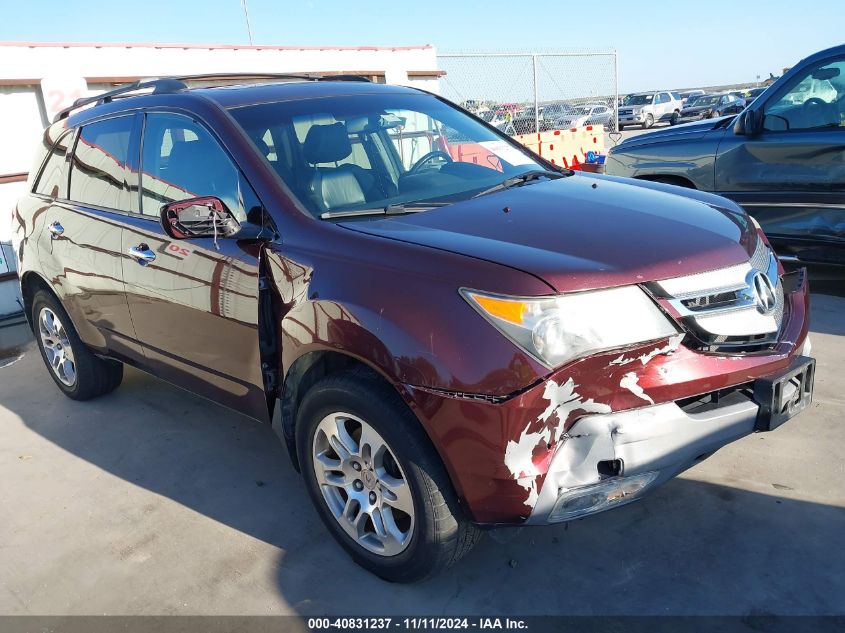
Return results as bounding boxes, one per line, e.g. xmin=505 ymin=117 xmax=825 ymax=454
xmin=478 ymin=141 xmax=535 ymax=166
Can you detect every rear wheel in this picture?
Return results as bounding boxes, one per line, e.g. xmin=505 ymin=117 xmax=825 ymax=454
xmin=32 ymin=290 xmax=123 ymax=400
xmin=296 ymin=370 xmax=480 ymax=582
xmin=670 ymin=110 xmax=680 ymax=125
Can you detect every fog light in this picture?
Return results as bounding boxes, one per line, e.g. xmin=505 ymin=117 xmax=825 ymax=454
xmin=548 ymin=471 xmax=659 ymax=523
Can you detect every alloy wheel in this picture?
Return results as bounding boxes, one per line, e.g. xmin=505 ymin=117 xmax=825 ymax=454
xmin=312 ymin=412 xmax=415 ymax=556
xmin=38 ymin=307 xmax=76 ymax=387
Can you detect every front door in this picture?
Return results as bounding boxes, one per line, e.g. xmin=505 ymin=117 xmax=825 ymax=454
xmin=121 ymin=111 xmax=269 ymax=421
xmin=715 ymin=55 xmax=845 ymax=267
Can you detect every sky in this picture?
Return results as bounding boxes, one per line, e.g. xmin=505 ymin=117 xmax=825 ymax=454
xmin=1 ymin=0 xmax=843 ymax=93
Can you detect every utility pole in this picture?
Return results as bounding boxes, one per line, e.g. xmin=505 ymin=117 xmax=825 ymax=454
xmin=241 ymin=0 xmax=254 ymax=45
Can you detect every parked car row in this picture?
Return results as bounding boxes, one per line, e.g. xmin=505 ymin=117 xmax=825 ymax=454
xmin=471 ymin=100 xmax=618 ymax=134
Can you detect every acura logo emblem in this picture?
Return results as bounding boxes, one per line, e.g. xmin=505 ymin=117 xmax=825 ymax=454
xmin=752 ymin=271 xmax=777 ymax=314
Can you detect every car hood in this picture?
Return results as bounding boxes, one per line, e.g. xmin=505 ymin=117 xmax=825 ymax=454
xmin=339 ymin=174 xmax=754 ymax=293
xmin=614 ymin=116 xmax=730 ymax=146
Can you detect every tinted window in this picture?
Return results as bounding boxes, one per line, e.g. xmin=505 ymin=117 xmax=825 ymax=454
xmin=34 ymin=132 xmax=73 ymax=198
xmin=140 ymin=113 xmax=257 ymax=222
xmin=69 ymin=116 xmax=134 ymax=210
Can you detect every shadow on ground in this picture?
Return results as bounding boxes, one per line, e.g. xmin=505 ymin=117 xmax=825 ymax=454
xmin=1 ymin=296 xmax=843 ymax=616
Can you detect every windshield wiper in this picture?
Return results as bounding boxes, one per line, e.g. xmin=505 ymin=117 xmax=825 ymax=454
xmin=471 ymin=169 xmax=568 ymax=199
xmin=320 ymin=203 xmax=440 ymax=220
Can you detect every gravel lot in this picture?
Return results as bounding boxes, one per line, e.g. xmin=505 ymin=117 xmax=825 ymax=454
xmin=0 ymin=292 xmax=843 ymax=616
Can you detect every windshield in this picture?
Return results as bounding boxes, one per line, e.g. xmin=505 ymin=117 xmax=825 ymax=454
xmin=624 ymin=94 xmax=654 ymax=105
xmin=689 ymin=95 xmax=721 ymax=107
xmin=229 ymin=93 xmax=545 ymax=218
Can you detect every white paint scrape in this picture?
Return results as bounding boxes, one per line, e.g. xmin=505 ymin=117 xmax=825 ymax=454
xmin=620 ymin=372 xmax=655 ymax=404
xmin=504 ymin=378 xmax=610 ymax=508
xmin=608 ymin=334 xmax=683 ymax=367
xmin=617 ymin=334 xmax=684 ymax=404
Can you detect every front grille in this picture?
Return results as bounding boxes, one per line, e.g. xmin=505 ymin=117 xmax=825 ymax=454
xmin=648 ymin=240 xmax=785 ymax=352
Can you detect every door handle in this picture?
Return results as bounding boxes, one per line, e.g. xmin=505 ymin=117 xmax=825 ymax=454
xmin=127 ymin=244 xmax=157 ymax=266
xmin=48 ymin=221 xmax=64 ymax=237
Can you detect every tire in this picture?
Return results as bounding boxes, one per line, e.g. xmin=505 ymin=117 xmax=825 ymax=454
xmin=296 ymin=369 xmax=481 ymax=582
xmin=618 ymin=124 xmax=625 ymax=131
xmin=32 ymin=289 xmax=123 ymax=400
xmin=670 ymin=111 xmax=680 ymax=125
xmin=642 ymin=113 xmax=654 ymax=129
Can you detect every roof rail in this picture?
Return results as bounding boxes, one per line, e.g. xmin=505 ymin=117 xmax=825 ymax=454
xmin=52 ymin=72 xmax=372 ymax=123
xmin=53 ymin=77 xmax=187 ymax=122
xmin=173 ymin=72 xmax=371 ymax=83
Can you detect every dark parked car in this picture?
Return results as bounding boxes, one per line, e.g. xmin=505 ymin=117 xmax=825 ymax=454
xmin=742 ymin=86 xmax=768 ymax=103
xmin=674 ymin=93 xmax=746 ymax=124
xmin=13 ymin=75 xmax=814 ymax=582
xmin=607 ymin=44 xmax=845 ymax=276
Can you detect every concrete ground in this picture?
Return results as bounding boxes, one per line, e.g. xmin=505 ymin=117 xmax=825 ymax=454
xmin=0 ymin=294 xmax=843 ymax=616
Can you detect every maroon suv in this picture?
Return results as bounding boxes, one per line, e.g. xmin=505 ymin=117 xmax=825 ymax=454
xmin=12 ymin=75 xmax=814 ymax=582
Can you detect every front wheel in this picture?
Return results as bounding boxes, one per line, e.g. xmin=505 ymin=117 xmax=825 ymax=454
xmin=296 ymin=370 xmax=480 ymax=582
xmin=642 ymin=113 xmax=655 ymax=129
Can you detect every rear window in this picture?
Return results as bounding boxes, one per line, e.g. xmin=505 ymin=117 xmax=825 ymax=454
xmin=33 ymin=132 xmax=73 ymax=198
xmin=69 ymin=115 xmax=135 ymax=210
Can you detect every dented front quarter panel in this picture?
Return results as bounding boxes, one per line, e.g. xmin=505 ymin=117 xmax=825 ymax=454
xmin=404 ymin=276 xmax=809 ymax=525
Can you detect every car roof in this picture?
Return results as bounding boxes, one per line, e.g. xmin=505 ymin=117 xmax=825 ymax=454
xmin=195 ymin=79 xmax=420 ymax=108
xmin=63 ymin=78 xmax=424 ymax=126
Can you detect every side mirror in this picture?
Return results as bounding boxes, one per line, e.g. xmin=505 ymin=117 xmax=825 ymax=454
xmin=734 ymin=109 xmax=761 ymax=137
xmin=160 ymin=196 xmax=241 ymax=240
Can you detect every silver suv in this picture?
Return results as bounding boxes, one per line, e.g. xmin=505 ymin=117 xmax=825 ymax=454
xmin=619 ymin=91 xmax=683 ymax=129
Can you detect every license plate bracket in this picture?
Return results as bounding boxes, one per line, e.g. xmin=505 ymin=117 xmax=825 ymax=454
xmin=754 ymin=356 xmax=815 ymax=432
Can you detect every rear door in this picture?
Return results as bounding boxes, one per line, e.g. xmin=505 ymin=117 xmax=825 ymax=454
xmin=36 ymin=114 xmax=143 ymax=362
xmin=715 ymin=54 xmax=845 ymax=267
xmin=120 ymin=111 xmax=269 ymax=421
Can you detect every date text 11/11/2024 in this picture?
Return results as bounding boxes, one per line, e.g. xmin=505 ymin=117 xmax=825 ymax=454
xmin=307 ymin=617 xmax=528 ymax=630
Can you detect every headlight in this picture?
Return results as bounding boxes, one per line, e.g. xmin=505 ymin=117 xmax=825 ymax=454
xmin=461 ymin=286 xmax=679 ymax=368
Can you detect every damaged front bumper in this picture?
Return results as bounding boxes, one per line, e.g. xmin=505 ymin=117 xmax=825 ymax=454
xmin=529 ymin=354 xmax=815 ymax=524
xmin=529 ymin=397 xmax=757 ymax=524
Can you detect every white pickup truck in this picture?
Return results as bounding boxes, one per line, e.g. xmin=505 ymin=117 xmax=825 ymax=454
xmin=618 ymin=91 xmax=683 ymax=129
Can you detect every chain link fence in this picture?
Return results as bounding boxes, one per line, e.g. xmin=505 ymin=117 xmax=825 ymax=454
xmin=437 ymin=51 xmax=618 ymax=135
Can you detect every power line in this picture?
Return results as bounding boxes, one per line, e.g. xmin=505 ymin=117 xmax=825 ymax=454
xmin=241 ymin=0 xmax=254 ymax=45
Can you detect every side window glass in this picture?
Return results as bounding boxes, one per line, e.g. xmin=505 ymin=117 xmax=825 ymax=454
xmin=764 ymin=59 xmax=845 ymax=131
xmin=69 ymin=116 xmax=134 ymax=210
xmin=34 ymin=131 xmax=73 ymax=198
xmin=140 ymin=113 xmax=257 ymax=222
